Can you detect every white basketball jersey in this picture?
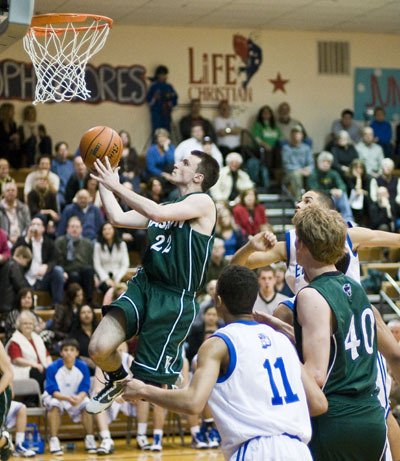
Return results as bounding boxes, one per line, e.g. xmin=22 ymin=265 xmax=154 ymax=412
xmin=285 ymin=228 xmax=360 ymax=294
xmin=208 ymin=320 xmax=312 ymax=460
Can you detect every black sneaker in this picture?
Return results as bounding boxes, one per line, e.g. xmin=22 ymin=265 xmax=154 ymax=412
xmin=86 ymin=377 xmax=126 ymax=414
xmin=0 ymin=431 xmax=13 ymax=461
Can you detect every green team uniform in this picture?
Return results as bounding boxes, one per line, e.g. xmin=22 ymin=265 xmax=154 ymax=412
xmin=0 ymin=384 xmax=11 ymax=430
xmin=294 ymin=272 xmax=386 ymax=461
xmin=111 ymin=192 xmax=215 ymax=385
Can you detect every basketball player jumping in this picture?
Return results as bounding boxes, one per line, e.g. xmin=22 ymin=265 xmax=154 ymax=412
xmin=86 ymin=152 xmax=219 ymax=414
xmin=123 ymin=265 xmax=328 ymax=461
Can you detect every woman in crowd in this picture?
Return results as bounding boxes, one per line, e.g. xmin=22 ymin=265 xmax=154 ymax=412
xmin=94 ymin=222 xmax=130 ymax=295
xmin=69 ymin=304 xmax=98 ymax=375
xmin=6 ymin=310 xmax=52 ymax=391
xmin=118 ymin=130 xmax=141 ymax=192
xmin=0 ymin=103 xmax=19 ymax=168
xmin=330 ymin=130 xmax=359 ymax=178
xmin=145 ymin=128 xmax=175 ymax=183
xmin=51 ymin=283 xmax=83 ymax=342
xmin=370 ymin=157 xmax=400 ymax=205
xmin=215 ymin=205 xmax=246 ymax=257
xmin=145 ymin=177 xmax=167 ymax=204
xmin=250 ymin=105 xmax=281 ymax=169
xmin=232 ymin=188 xmax=268 ymax=236
xmin=5 ymin=288 xmax=45 ymax=343
xmin=345 ymin=159 xmax=372 ymax=226
xmin=27 ymin=172 xmax=59 ymax=234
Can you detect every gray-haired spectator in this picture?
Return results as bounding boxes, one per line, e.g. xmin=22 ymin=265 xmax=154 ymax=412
xmin=210 ymin=152 xmax=254 ymax=203
xmin=330 ymin=130 xmax=359 ymax=177
xmin=65 ymin=157 xmax=88 ymax=206
xmin=24 ymin=155 xmax=60 ymax=202
xmin=356 ymin=127 xmax=385 ymax=178
xmin=370 ymin=157 xmax=400 ymax=205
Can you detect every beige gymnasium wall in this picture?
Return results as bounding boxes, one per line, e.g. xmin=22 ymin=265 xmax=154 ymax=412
xmin=2 ymin=25 xmax=400 ymax=154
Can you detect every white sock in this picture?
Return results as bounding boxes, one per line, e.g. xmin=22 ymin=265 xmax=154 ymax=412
xmin=100 ymin=430 xmax=111 ymax=440
xmin=153 ymin=429 xmax=163 ymax=438
xmin=191 ymin=426 xmax=200 ymax=437
xmin=15 ymin=432 xmax=24 ymax=445
xmin=86 ymin=434 xmax=95 ymax=441
xmin=137 ymin=423 xmax=147 ymax=436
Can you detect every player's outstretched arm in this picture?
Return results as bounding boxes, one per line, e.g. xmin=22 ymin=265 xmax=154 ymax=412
xmin=373 ymin=305 xmax=400 ymax=385
xmin=99 ymin=184 xmax=148 ymax=229
xmin=254 ymin=310 xmax=295 ymax=343
xmin=300 ymin=364 xmax=328 ymax=417
xmin=123 ymin=337 xmax=226 ymax=415
xmin=231 ymin=232 xmax=285 ymax=269
xmin=296 ymin=288 xmax=331 ymax=388
xmin=349 ymin=226 xmax=400 ymax=249
xmin=0 ymin=342 xmax=12 ymax=394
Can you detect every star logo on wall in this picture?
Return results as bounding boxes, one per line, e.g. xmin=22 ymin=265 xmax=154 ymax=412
xmin=269 ymin=72 xmax=289 ymax=93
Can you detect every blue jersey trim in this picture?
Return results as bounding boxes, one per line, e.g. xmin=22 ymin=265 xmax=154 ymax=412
xmin=346 ymin=228 xmax=357 ymax=256
xmin=285 ymin=230 xmax=291 ymax=264
xmin=234 ymin=320 xmax=259 ymax=326
xmin=213 ymin=332 xmax=237 ymax=383
xmin=281 ymin=296 xmax=295 ymax=312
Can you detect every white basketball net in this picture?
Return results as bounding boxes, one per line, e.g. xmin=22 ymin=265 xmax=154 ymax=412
xmin=23 ymin=16 xmax=111 ymax=104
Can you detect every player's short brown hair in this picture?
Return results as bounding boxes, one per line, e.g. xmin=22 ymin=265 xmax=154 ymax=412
xmin=293 ymin=205 xmax=346 ymax=264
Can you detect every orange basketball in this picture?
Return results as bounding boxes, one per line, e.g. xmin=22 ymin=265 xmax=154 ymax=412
xmin=79 ymin=126 xmax=123 ymax=171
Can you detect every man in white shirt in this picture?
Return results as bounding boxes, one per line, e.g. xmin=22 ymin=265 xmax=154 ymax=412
xmin=174 ymin=124 xmax=223 ymax=167
xmin=253 ymin=266 xmax=288 ymax=315
xmin=214 ymin=100 xmax=242 ymax=157
xmin=24 ymin=155 xmax=60 ymax=201
xmin=356 ymin=127 xmax=384 ymax=178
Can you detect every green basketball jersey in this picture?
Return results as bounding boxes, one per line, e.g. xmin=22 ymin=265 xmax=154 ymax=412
xmin=142 ymin=192 xmax=215 ymax=293
xmin=294 ymin=272 xmax=378 ymax=397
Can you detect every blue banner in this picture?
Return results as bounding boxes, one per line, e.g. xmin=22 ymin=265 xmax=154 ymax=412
xmin=354 ymin=68 xmax=400 ymax=122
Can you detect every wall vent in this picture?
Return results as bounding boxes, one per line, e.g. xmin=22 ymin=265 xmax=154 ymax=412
xmin=318 ymin=41 xmax=350 ymax=75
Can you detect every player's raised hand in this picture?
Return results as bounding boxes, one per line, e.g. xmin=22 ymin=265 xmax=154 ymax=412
xmin=90 ymin=157 xmax=121 ymax=192
xmin=249 ymin=231 xmax=277 ymax=252
xmin=123 ymin=378 xmax=147 ymax=402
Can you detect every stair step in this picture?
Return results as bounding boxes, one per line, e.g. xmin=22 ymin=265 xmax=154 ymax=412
xmin=266 ymin=208 xmax=295 ymax=217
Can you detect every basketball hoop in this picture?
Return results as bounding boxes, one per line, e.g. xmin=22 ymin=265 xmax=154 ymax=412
xmin=23 ymin=13 xmax=113 ymax=104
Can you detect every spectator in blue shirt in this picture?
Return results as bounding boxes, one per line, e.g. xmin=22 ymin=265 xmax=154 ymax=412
xmin=57 ymin=189 xmax=104 ymax=240
xmin=51 ymin=141 xmax=74 ymax=210
xmin=370 ymin=107 xmax=393 ymax=158
xmin=42 ymin=338 xmax=97 ymax=456
xmin=145 ymin=128 xmax=175 ymax=181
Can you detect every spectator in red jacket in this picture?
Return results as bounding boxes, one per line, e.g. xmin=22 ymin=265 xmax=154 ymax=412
xmin=232 ymin=188 xmax=268 ymax=236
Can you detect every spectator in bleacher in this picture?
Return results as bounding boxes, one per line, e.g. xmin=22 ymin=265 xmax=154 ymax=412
xmin=0 ymin=158 xmax=14 ymax=196
xmin=6 ymin=400 xmax=37 ymax=457
xmin=330 ymin=130 xmax=359 ymax=178
xmin=69 ymin=304 xmax=98 ymax=375
xmin=42 ymin=338 xmax=96 ymax=456
xmin=65 ymin=157 xmax=88 ymax=206
xmin=215 ymin=205 xmax=246 ymax=257
xmin=145 ymin=128 xmax=175 ymax=183
xmin=6 ymin=310 xmax=52 ymax=389
xmin=282 ymin=125 xmax=314 ymax=199
xmin=331 ymin=108 xmax=362 ymax=145
xmin=370 ymin=158 xmax=400 ymax=205
xmin=179 ymin=98 xmax=216 ymax=142
xmin=307 ymin=151 xmax=354 ymax=222
xmin=253 ymin=266 xmax=288 ymax=315
xmin=345 ymin=159 xmax=372 ymax=226
xmin=83 ymin=176 xmax=102 ymax=209
xmin=5 ymin=287 xmax=45 ymax=343
xmin=24 ymin=155 xmax=60 ymax=202
xmin=0 ymin=181 xmax=31 ymax=246
xmin=274 ymin=263 xmax=294 ymax=297
xmin=205 ymin=238 xmax=228 ymax=285
xmin=232 ymin=188 xmax=268 ymax=237
xmin=250 ymin=105 xmax=282 ymax=170
xmin=57 ymin=189 xmax=104 ymax=241
xmin=17 ymin=105 xmax=40 ymax=168
xmin=175 ymin=124 xmax=223 ymax=167
xmin=369 ymin=186 xmax=400 ymax=232
xmin=38 ymin=124 xmax=52 ymax=157
xmin=51 ymin=141 xmax=74 ymax=210
xmin=1 ymin=247 xmax=31 ymax=318
xmin=118 ymin=130 xmax=142 ymax=193
xmin=276 ymin=102 xmax=310 ymax=145
xmin=27 ymin=172 xmax=59 ymax=235
xmin=0 ymin=226 xmax=10 ymax=266
xmin=209 ymin=152 xmax=253 ymax=203
xmin=145 ymin=177 xmax=168 ymax=204
xmin=370 ymin=107 xmax=393 ymax=158
xmin=55 ymin=216 xmax=95 ymax=303
xmin=214 ymin=100 xmax=242 ymax=158
xmin=356 ymin=127 xmax=385 ymax=178
xmin=13 ymin=216 xmax=65 ymax=306
xmin=51 ymin=283 xmax=83 ymax=342
xmin=94 ymin=223 xmax=129 ymax=295
xmin=0 ymin=102 xmax=19 ymax=168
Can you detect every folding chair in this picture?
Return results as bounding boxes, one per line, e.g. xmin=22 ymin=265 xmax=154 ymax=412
xmin=12 ymin=379 xmax=48 ymax=445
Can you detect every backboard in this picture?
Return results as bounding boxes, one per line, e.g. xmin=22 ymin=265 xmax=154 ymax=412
xmin=0 ymin=0 xmax=34 ymax=51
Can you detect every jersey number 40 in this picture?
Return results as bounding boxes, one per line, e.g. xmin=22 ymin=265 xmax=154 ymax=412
xmin=344 ymin=307 xmax=375 ymax=360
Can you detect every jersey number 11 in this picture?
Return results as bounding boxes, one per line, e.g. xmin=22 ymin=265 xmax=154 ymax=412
xmin=264 ymin=357 xmax=300 ymax=406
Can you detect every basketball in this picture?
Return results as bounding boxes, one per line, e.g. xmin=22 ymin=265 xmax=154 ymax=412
xmin=79 ymin=126 xmax=123 ymax=171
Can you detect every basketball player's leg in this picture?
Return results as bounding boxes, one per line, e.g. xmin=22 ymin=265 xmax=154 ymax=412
xmin=387 ymin=412 xmax=400 ymax=461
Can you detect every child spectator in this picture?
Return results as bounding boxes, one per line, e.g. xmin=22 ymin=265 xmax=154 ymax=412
xmin=43 ymin=338 xmax=96 ymax=456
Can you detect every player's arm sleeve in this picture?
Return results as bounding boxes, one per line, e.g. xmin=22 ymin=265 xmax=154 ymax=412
xmin=76 ymin=360 xmax=91 ymax=395
xmin=45 ymin=362 xmax=60 ymax=395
